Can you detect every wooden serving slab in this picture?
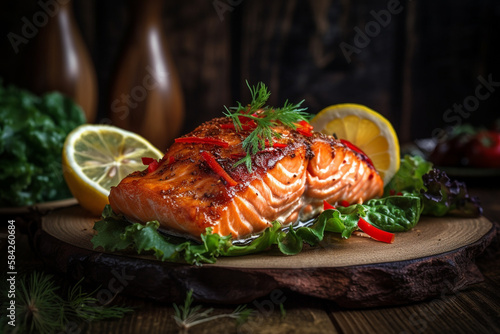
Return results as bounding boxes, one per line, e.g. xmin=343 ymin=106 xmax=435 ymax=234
xmin=34 ymin=206 xmax=496 ymax=308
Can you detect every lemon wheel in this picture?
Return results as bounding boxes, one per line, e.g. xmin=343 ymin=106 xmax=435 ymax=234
xmin=310 ymin=104 xmax=400 ymax=185
xmin=62 ymin=124 xmax=163 ymax=216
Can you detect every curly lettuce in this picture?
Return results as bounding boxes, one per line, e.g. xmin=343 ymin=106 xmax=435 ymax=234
xmin=384 ymin=155 xmax=482 ymax=217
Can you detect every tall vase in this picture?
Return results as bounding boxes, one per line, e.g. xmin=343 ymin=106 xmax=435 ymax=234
xmin=27 ymin=0 xmax=97 ymax=122
xmin=109 ymin=0 xmax=185 ymax=151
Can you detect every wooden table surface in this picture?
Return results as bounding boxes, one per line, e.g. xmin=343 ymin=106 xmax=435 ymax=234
xmin=4 ymin=185 xmax=500 ymax=334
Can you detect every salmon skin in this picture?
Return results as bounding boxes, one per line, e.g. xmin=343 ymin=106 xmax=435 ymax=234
xmin=109 ymin=117 xmax=384 ymax=240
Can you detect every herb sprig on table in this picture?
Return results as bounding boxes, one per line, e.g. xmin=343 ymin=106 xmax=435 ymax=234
xmin=223 ymin=82 xmax=310 ymax=171
xmin=0 ymin=271 xmax=132 ymax=333
xmin=173 ymin=290 xmax=253 ymax=331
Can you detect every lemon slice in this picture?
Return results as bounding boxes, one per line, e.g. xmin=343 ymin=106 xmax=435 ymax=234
xmin=310 ymin=103 xmax=400 ymax=184
xmin=62 ymin=124 xmax=163 ymax=216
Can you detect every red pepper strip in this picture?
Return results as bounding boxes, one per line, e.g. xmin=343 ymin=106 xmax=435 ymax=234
xmin=142 ymin=157 xmax=160 ymax=173
xmin=295 ymin=120 xmax=313 ymax=137
xmin=323 ymin=200 xmax=336 ymax=210
xmin=264 ymin=139 xmax=287 ymax=148
xmin=200 ymin=151 xmax=238 ymax=187
xmin=388 ymin=189 xmax=403 ymax=196
xmin=339 ymin=139 xmax=374 ymax=168
xmin=147 ymin=160 xmax=159 ymax=173
xmin=297 ymin=120 xmax=314 ymax=130
xmin=168 ymin=156 xmax=176 ymax=164
xmin=297 ymin=128 xmax=313 ymax=137
xmin=238 ymin=115 xmax=253 ymax=123
xmin=339 ymin=200 xmax=350 ymax=207
xmin=142 ymin=157 xmax=156 ymax=165
xmin=220 ymin=123 xmax=235 ymax=129
xmin=357 ymin=217 xmax=395 ymax=243
xmin=245 ymin=120 xmax=257 ymax=129
xmin=237 ymin=115 xmax=258 ymax=124
xmin=175 ymin=137 xmax=229 ymax=148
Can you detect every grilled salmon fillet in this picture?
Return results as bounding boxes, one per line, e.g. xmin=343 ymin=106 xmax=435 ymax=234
xmin=109 ymin=117 xmax=384 ymax=240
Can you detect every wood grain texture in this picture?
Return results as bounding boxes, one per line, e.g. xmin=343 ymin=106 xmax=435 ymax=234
xmin=328 ymin=278 xmax=500 ymax=334
xmin=85 ymin=293 xmax=338 ymax=334
xmin=34 ymin=205 xmax=495 ymax=307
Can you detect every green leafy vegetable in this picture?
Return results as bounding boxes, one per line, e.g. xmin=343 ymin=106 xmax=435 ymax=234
xmin=362 ymin=195 xmax=422 ymax=232
xmin=223 ymin=221 xmax=283 ymax=257
xmin=93 ymin=209 xmax=233 ymax=265
xmin=383 ymin=155 xmax=433 ymax=195
xmin=92 ymin=195 xmax=423 ymax=263
xmin=224 ymin=81 xmax=310 ymax=171
xmin=0 ymin=82 xmax=86 ymax=206
xmin=420 ymin=169 xmax=482 ymax=217
xmin=384 ymin=154 xmax=482 ymax=217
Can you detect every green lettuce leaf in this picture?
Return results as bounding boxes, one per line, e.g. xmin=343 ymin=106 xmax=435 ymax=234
xmin=92 ymin=195 xmax=424 ymax=263
xmin=362 ymin=195 xmax=422 ymax=232
xmin=223 ymin=221 xmax=283 ymax=256
xmin=92 ymin=207 xmax=234 ymax=265
xmin=383 ymin=155 xmax=433 ymax=195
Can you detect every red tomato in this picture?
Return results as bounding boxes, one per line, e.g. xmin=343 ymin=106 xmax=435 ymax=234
xmin=466 ymin=131 xmax=500 ymax=168
xmin=429 ymin=135 xmax=473 ymax=167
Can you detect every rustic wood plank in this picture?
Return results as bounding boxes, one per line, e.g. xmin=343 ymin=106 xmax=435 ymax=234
xmin=328 ymin=289 xmax=500 ymax=334
xmin=86 ymin=292 xmax=338 ymax=334
xmin=85 ymin=297 xmax=178 ymax=334
xmin=327 ymin=271 xmax=500 ymax=334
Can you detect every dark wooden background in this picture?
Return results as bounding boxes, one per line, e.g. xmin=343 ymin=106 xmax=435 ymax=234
xmin=1 ymin=0 xmax=499 ymax=144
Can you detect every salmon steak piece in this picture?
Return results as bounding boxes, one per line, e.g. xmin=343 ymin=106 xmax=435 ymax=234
xmin=109 ymin=117 xmax=384 ymax=240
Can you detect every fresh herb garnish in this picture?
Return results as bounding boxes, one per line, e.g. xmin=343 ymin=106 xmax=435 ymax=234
xmin=223 ymin=82 xmax=310 ymax=171
xmin=173 ymin=290 xmax=253 ymax=331
xmin=0 ymin=271 xmax=132 ymax=333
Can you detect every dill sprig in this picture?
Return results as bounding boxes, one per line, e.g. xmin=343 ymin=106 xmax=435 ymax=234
xmin=1 ymin=271 xmax=133 ymax=334
xmin=17 ymin=271 xmax=66 ymax=334
xmin=65 ymin=277 xmax=133 ymax=322
xmin=173 ymin=290 xmax=253 ymax=331
xmin=224 ymin=81 xmax=310 ymax=171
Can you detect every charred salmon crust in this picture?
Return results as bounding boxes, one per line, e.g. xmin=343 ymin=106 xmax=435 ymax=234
xmin=109 ymin=117 xmax=384 ymax=240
